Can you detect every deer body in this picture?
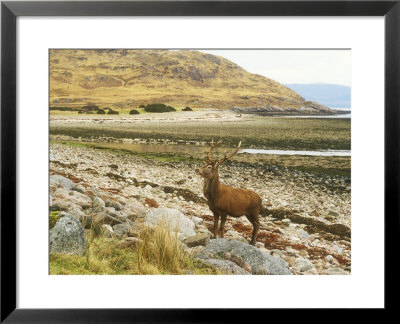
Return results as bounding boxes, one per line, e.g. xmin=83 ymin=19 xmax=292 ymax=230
xmin=197 ymin=140 xmax=262 ymax=245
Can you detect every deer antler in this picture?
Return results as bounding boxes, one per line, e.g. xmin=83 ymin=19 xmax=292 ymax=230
xmin=217 ymin=141 xmax=241 ymax=163
xmin=203 ymin=139 xmax=223 ymax=164
xmin=204 ymin=140 xmax=241 ymax=164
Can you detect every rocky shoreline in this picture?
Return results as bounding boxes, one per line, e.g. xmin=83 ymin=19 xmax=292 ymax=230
xmin=50 ymin=143 xmax=351 ymax=275
xmin=231 ymin=102 xmax=339 ymax=116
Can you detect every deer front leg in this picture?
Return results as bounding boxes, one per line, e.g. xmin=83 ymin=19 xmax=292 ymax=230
xmin=213 ymin=214 xmax=220 ymax=239
xmin=219 ymin=214 xmax=227 ymax=238
xmin=250 ymin=217 xmax=260 ymax=245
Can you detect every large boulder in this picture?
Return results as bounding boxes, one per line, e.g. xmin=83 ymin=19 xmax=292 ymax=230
xmin=50 ymin=213 xmax=86 ymax=255
xmin=50 ymin=175 xmax=75 ymax=190
xmin=145 ymin=208 xmax=196 ymax=240
xmin=198 ymin=238 xmax=291 ymax=275
xmin=197 ymin=257 xmax=250 ymax=275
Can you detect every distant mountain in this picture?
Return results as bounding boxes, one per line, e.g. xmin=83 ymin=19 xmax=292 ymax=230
xmin=284 ymin=83 xmax=351 ymax=108
xmin=49 ymin=49 xmax=333 ymax=114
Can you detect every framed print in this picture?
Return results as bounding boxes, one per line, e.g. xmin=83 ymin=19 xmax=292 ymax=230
xmin=1 ymin=0 xmax=399 ymax=321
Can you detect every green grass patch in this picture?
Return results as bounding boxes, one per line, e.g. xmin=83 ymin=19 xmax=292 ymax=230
xmin=49 ymin=211 xmax=61 ymax=229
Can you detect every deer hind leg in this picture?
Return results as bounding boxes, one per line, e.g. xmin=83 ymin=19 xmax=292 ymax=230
xmin=213 ymin=213 xmax=220 ymax=239
xmin=219 ymin=214 xmax=227 ymax=238
xmin=246 ymin=212 xmax=260 ymax=245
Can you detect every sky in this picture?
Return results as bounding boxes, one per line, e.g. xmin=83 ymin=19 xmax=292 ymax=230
xmin=201 ymin=50 xmax=351 ymax=87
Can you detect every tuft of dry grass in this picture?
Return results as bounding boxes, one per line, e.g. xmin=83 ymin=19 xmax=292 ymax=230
xmin=138 ymin=221 xmax=191 ymax=274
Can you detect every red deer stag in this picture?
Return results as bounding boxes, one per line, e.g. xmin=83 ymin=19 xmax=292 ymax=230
xmin=196 ymin=140 xmax=262 ymax=245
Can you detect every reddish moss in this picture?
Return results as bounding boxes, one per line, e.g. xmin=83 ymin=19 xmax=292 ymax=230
xmin=200 ymin=214 xmax=214 ymax=222
xmin=145 ymin=198 xmax=159 ymax=208
xmin=291 ymin=243 xmax=307 ymax=250
xmin=232 ymin=222 xmax=253 ymax=235
xmin=333 ymin=254 xmax=350 ymax=266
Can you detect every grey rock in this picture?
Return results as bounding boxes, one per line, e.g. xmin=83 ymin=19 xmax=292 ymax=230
xmin=328 ymin=210 xmax=339 ymax=217
xmin=50 ymin=175 xmax=75 ymax=190
xmin=200 ymin=238 xmax=291 ymax=275
xmin=101 ymin=224 xmax=114 ymax=238
xmin=271 ymin=249 xmax=285 ymax=257
xmin=92 ymin=197 xmax=106 ymax=212
xmin=333 ymin=245 xmax=343 ymax=254
xmin=106 ymin=200 xmax=122 ymax=211
xmin=145 ymin=208 xmax=195 ymax=240
xmin=182 ymin=232 xmax=210 ymax=248
xmin=113 ymin=223 xmax=131 ymax=238
xmin=50 ymin=213 xmax=86 ymax=255
xmin=296 ymin=229 xmax=309 ymax=239
xmin=221 ymin=252 xmax=252 ymax=273
xmin=196 ymin=255 xmax=250 ymax=275
xmin=93 ymin=212 xmax=123 ymax=227
xmin=295 ymin=258 xmax=315 ymax=272
xmin=124 ymin=198 xmax=146 ymax=218
xmin=68 ymin=191 xmax=92 ymax=208
xmin=191 ymin=216 xmax=204 ymax=225
xmin=66 ymin=205 xmax=86 ymax=220
xmin=285 ymin=247 xmax=300 ymax=255
xmin=319 ymin=267 xmax=350 ymax=275
xmin=51 ymin=199 xmax=76 ymax=212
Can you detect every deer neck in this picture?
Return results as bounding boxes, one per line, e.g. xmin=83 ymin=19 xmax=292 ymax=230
xmin=203 ymin=173 xmax=221 ymax=201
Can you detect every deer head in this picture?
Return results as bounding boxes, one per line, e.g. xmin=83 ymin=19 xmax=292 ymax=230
xmin=196 ymin=140 xmax=241 ymax=179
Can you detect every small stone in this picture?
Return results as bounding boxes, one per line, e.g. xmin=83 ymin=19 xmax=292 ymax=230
xmin=105 ymin=200 xmax=122 ymax=211
xmin=50 ymin=175 xmax=75 ymax=190
xmin=255 ymin=242 xmax=264 ymax=249
xmin=128 ymin=226 xmax=141 ymax=238
xmin=191 ymin=216 xmax=203 ymax=225
xmin=92 ymin=197 xmax=106 ymax=212
xmin=285 ymin=246 xmax=299 ymax=255
xmin=325 ymin=255 xmax=335 ymax=263
xmin=113 ymin=223 xmax=131 ymax=238
xmin=333 ymin=245 xmax=343 ymax=254
xmin=295 ymin=258 xmax=315 ymax=272
xmin=328 ymin=210 xmax=339 ymax=217
xmin=182 ymin=232 xmax=211 ymax=247
xmin=118 ymin=237 xmax=142 ymax=248
xmin=101 ymin=224 xmax=114 ymax=238
xmin=271 ymin=249 xmax=285 ymax=257
xmin=299 ymin=250 xmax=309 ymax=258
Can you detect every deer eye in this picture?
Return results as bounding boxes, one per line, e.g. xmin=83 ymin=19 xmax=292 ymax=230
xmin=207 ymin=165 xmax=212 ymax=169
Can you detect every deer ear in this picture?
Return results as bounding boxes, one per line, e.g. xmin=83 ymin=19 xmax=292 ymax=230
xmin=214 ymin=162 xmax=219 ymax=169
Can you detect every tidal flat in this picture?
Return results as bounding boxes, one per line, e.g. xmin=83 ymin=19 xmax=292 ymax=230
xmin=50 ymin=109 xmax=351 ymax=150
xmin=50 ymin=109 xmax=351 ymax=177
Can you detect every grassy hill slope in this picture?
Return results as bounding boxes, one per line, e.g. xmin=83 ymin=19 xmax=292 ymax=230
xmin=50 ymin=49 xmax=331 ymax=112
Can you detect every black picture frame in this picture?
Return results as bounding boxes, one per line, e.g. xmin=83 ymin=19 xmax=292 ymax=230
xmin=1 ymin=0 xmax=398 ymax=321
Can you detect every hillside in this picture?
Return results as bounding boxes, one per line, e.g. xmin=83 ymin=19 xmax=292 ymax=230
xmin=284 ymin=83 xmax=351 ymax=108
xmin=50 ymin=49 xmax=333 ymax=113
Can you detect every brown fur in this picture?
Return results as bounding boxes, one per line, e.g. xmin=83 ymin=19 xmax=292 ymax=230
xmin=196 ymin=163 xmax=262 ymax=245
